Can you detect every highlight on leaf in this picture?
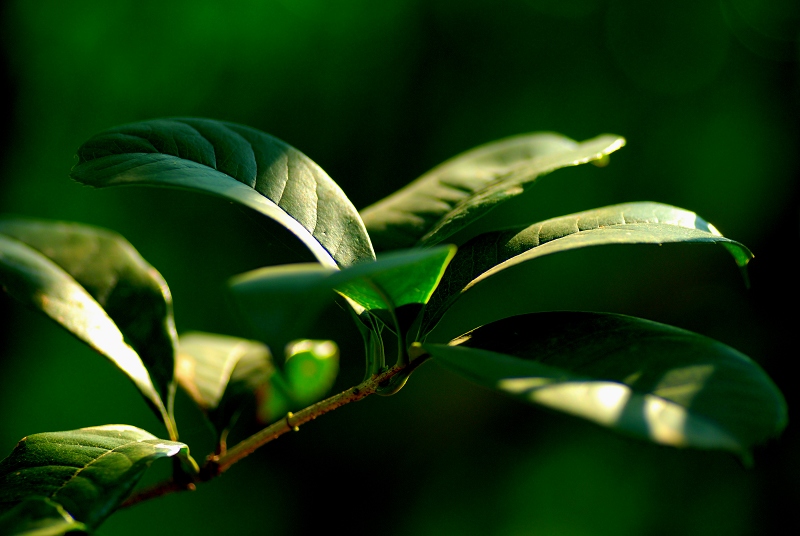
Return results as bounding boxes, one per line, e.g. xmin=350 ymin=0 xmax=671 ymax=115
xmin=361 ymin=132 xmax=625 ymax=250
xmin=175 ymin=332 xmax=273 ymax=442
xmin=421 ymin=202 xmax=753 ymax=336
xmin=425 ymin=312 xmax=786 ymax=460
xmin=70 ymin=117 xmax=376 ymax=268
xmin=0 ymin=223 xmax=178 ymax=439
xmin=262 ymin=340 xmax=340 ymax=423
xmin=0 ymin=425 xmax=193 ymax=532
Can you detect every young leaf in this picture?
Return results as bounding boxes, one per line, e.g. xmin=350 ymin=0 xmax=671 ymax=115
xmin=360 ymin=132 xmax=624 ymax=250
xmin=0 ymin=425 xmax=192 ymax=532
xmin=0 ymin=233 xmax=176 ymax=439
xmin=0 ymin=219 xmax=178 ymax=429
xmin=70 ymin=117 xmax=375 ymax=268
xmin=329 ymin=245 xmax=456 ymax=313
xmin=0 ymin=497 xmax=88 ymax=536
xmin=176 ymin=332 xmax=273 ymax=439
xmin=282 ymin=340 xmax=339 ymax=405
xmin=422 ymin=202 xmax=753 ymax=336
xmin=424 ymin=312 xmax=786 ymax=459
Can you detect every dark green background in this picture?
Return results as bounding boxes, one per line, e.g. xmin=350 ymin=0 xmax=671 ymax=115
xmin=1 ymin=1 xmax=797 ymax=534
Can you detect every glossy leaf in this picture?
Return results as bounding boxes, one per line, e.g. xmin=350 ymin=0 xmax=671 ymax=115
xmin=329 ymin=246 xmax=456 ymax=312
xmin=176 ymin=332 xmax=273 ymax=437
xmin=0 ymin=219 xmax=178 ymax=428
xmin=422 ymin=202 xmax=753 ymax=335
xmin=0 ymin=497 xmax=88 ymax=535
xmin=0 ymin=233 xmax=175 ymax=438
xmin=360 ymin=132 xmax=624 ymax=250
xmin=0 ymin=426 xmax=192 ymax=532
xmin=70 ymin=117 xmax=375 ymax=268
xmin=425 ymin=312 xmax=786 ymax=458
xmin=230 ymin=246 xmax=455 ymax=350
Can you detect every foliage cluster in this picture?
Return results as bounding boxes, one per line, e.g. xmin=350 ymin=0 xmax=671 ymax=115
xmin=0 ymin=118 xmax=786 ymax=534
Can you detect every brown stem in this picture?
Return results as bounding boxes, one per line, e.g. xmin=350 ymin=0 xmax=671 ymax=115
xmin=119 ymin=354 xmax=430 ymax=510
xmin=210 ymin=363 xmax=413 ymax=474
xmin=119 ymin=479 xmax=196 ymax=510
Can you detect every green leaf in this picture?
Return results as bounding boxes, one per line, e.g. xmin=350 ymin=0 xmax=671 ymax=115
xmin=425 ymin=312 xmax=786 ymax=458
xmin=228 ymin=264 xmax=339 ymax=358
xmin=422 ymin=202 xmax=752 ymax=336
xmin=0 ymin=219 xmax=178 ymax=432
xmin=282 ymin=340 xmax=339 ymax=405
xmin=0 ymin=232 xmax=176 ymax=439
xmin=230 ymin=246 xmax=456 ymax=351
xmin=360 ymin=132 xmax=624 ymax=250
xmin=176 ymin=332 xmax=273 ymax=439
xmin=0 ymin=426 xmax=192 ymax=532
xmin=263 ymin=340 xmax=340 ymax=423
xmin=70 ymin=117 xmax=375 ymax=268
xmin=329 ymin=246 xmax=456 ymax=313
xmin=0 ymin=497 xmax=88 ymax=536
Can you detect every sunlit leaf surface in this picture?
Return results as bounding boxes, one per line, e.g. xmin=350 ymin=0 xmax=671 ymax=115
xmin=0 ymin=232 xmax=174 ymax=437
xmin=361 ymin=132 xmax=624 ymax=250
xmin=425 ymin=312 xmax=786 ymax=458
xmin=176 ymin=332 xmax=273 ymax=437
xmin=0 ymin=219 xmax=178 ymax=427
xmin=70 ymin=117 xmax=375 ymax=268
xmin=230 ymin=246 xmax=455 ymax=348
xmin=330 ymin=246 xmax=456 ymax=312
xmin=0 ymin=497 xmax=87 ymax=535
xmin=0 ymin=426 xmax=191 ymax=532
xmin=422 ymin=202 xmax=753 ymax=335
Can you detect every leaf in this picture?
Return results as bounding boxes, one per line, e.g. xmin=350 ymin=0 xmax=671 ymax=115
xmin=229 ymin=246 xmax=456 ymax=351
xmin=422 ymin=202 xmax=753 ymax=335
xmin=228 ymin=264 xmax=339 ymax=358
xmin=263 ymin=340 xmax=340 ymax=423
xmin=360 ymin=132 xmax=624 ymax=250
xmin=0 ymin=497 xmax=88 ymax=536
xmin=0 ymin=233 xmax=175 ymax=439
xmin=425 ymin=312 xmax=786 ymax=458
xmin=0 ymin=219 xmax=178 ymax=430
xmin=329 ymin=246 xmax=456 ymax=313
xmin=70 ymin=117 xmax=375 ymax=268
xmin=281 ymin=340 xmax=339 ymax=405
xmin=0 ymin=426 xmax=192 ymax=532
xmin=175 ymin=332 xmax=273 ymax=437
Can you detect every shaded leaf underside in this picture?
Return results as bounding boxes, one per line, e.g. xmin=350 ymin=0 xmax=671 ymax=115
xmin=425 ymin=312 xmax=786 ymax=456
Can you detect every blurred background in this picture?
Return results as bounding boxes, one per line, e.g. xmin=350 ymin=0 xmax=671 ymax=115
xmin=1 ymin=0 xmax=798 ymax=534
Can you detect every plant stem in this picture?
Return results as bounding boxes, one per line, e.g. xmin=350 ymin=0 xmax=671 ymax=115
xmin=119 ymin=479 xmax=195 ymax=509
xmin=120 ymin=357 xmax=430 ymax=510
xmin=209 ymin=364 xmax=408 ymax=474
